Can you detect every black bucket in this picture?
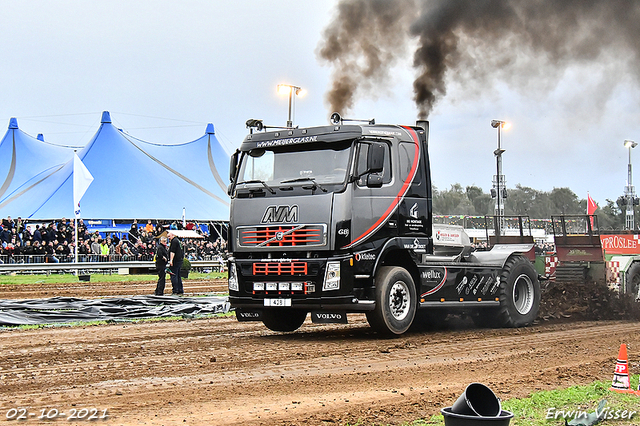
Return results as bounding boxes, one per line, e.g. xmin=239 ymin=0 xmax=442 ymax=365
xmin=441 ymin=407 xmax=514 ymax=426
xmin=451 ymin=383 xmax=501 ymax=417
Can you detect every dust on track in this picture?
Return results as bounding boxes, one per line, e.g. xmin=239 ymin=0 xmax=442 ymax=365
xmin=0 ymin=279 xmax=638 ymax=425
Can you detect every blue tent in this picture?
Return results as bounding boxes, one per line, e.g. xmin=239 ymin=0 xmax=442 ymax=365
xmin=0 ymin=111 xmax=230 ymax=220
xmin=0 ymin=118 xmax=76 ymax=211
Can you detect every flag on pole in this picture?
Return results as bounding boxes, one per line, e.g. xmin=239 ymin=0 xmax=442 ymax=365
xmin=73 ymin=153 xmax=94 ymax=218
xmin=587 ymin=192 xmax=598 ymax=228
xmin=587 ymin=193 xmax=598 ymax=215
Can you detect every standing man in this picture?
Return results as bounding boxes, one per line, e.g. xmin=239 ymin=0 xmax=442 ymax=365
xmin=154 ymin=236 xmax=169 ymax=296
xmin=167 ymin=231 xmax=184 ymax=295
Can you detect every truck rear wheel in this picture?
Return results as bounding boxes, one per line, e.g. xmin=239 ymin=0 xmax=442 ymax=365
xmin=625 ymin=262 xmax=640 ymax=299
xmin=492 ymin=255 xmax=540 ymax=327
xmin=367 ymin=266 xmax=417 ymax=335
xmin=262 ymin=309 xmax=307 ymax=332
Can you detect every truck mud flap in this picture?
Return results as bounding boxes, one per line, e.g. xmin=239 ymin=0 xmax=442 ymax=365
xmin=311 ymin=311 xmax=348 ymax=324
xmin=235 ymin=309 xmax=263 ymax=321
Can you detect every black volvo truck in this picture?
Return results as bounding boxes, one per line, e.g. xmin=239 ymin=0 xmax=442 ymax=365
xmin=227 ymin=115 xmax=540 ymax=335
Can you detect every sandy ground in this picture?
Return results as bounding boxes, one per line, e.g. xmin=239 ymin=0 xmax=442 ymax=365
xmin=1 ymin=278 xmax=639 ymax=425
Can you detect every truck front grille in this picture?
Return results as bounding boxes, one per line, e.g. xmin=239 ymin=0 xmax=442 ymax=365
xmin=238 ymin=224 xmax=326 ymax=247
xmin=253 ymin=262 xmax=308 ymax=275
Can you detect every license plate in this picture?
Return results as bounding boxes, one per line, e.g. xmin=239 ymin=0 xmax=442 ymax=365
xmin=264 ymin=298 xmax=292 ymax=307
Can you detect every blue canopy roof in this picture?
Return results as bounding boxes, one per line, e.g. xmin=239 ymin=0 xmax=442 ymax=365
xmin=0 ymin=118 xmax=76 ymax=208
xmin=0 ymin=111 xmax=230 ymax=221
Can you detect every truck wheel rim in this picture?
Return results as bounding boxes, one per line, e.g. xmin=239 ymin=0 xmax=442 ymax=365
xmin=389 ymin=281 xmax=410 ymax=321
xmin=513 ymin=274 xmax=534 ymax=315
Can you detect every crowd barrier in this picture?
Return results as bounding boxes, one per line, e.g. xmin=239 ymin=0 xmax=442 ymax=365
xmin=0 ymin=258 xmax=225 ymax=274
xmin=0 ymin=253 xmax=224 ymax=264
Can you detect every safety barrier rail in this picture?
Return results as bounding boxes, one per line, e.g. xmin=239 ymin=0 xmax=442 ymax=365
xmin=0 ymin=259 xmax=224 ymax=274
xmin=0 ymin=254 xmax=224 ymax=264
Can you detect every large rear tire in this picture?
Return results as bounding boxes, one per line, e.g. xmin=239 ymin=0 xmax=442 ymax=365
xmin=366 ymin=266 xmax=417 ymax=335
xmin=492 ymin=255 xmax=540 ymax=327
xmin=262 ymin=309 xmax=307 ymax=332
xmin=625 ymin=263 xmax=640 ymax=300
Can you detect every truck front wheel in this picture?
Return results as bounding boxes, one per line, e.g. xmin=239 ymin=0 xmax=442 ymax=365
xmin=367 ymin=266 xmax=417 ymax=335
xmin=262 ymin=309 xmax=307 ymax=332
xmin=493 ymin=255 xmax=540 ymax=327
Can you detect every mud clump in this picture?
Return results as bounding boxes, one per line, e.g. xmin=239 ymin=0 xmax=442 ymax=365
xmin=538 ymin=279 xmax=640 ymax=322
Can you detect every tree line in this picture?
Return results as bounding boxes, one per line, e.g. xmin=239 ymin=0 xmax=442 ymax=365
xmin=432 ymin=184 xmax=630 ymax=230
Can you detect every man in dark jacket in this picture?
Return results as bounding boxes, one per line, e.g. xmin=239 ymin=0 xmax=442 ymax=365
xmin=167 ymin=231 xmax=184 ymax=295
xmin=32 ymin=225 xmax=42 ymax=243
xmin=154 ymin=236 xmax=169 ymax=296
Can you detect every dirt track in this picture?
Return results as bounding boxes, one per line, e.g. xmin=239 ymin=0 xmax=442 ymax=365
xmin=1 ymin=279 xmax=639 ymax=425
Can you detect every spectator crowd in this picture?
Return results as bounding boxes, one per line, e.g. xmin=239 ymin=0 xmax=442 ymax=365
xmin=0 ymin=216 xmax=227 ymax=264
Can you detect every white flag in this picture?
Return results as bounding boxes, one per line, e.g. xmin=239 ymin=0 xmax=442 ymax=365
xmin=73 ymin=153 xmax=94 ymax=218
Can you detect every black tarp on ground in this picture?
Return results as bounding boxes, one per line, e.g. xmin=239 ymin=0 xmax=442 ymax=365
xmin=0 ymin=295 xmax=230 ymax=325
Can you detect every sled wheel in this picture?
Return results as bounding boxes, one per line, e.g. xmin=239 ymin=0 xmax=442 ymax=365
xmin=262 ymin=309 xmax=307 ymax=332
xmin=493 ymin=255 xmax=540 ymax=327
xmin=366 ymin=266 xmax=417 ymax=335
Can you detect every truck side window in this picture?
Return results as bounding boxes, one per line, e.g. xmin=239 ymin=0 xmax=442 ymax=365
xmin=399 ymin=141 xmax=422 ymax=185
xmin=356 ymin=142 xmax=391 ymax=186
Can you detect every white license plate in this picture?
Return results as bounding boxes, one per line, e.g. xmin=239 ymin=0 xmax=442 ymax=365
xmin=264 ymin=298 xmax=292 ymax=307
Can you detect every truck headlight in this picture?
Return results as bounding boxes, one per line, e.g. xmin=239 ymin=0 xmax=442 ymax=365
xmin=278 ymin=282 xmax=290 ymax=291
xmin=266 ymin=282 xmax=278 ymax=291
xmin=228 ymin=262 xmax=239 ymax=292
xmin=323 ymin=261 xmax=341 ymax=291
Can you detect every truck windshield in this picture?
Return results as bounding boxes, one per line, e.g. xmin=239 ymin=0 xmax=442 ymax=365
xmin=237 ymin=141 xmax=352 ymax=189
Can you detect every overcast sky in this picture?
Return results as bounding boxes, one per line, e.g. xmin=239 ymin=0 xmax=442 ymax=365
xmin=1 ymin=1 xmax=639 ymax=209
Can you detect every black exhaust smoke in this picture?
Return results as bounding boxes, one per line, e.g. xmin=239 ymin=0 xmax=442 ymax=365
xmin=318 ymin=0 xmax=640 ymax=119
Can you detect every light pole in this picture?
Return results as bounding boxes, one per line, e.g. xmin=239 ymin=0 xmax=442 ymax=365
xmin=491 ymin=119 xmax=510 ymax=235
xmin=277 ymin=84 xmax=305 ymax=128
xmin=624 ymin=139 xmax=638 ymax=230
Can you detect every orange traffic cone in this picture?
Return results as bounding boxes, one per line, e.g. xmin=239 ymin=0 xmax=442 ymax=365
xmin=610 ymin=344 xmax=635 ymax=394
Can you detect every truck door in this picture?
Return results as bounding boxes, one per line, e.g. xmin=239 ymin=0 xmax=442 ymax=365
xmin=396 ymin=140 xmax=429 ymax=237
xmin=343 ymin=141 xmax=395 ymax=250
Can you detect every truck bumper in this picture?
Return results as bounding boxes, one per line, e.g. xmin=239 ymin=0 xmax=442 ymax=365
xmin=229 ymin=295 xmax=375 ymax=312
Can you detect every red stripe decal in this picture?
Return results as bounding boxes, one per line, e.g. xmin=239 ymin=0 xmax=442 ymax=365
xmin=344 ymin=126 xmax=420 ymax=249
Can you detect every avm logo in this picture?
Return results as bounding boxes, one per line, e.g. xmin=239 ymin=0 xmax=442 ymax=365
xmin=261 ymin=205 xmax=299 ymax=223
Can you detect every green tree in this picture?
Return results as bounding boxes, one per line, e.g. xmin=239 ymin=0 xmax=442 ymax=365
xmin=430 ymin=182 xmax=625 ymax=230
xmin=466 ymin=185 xmax=493 ymax=215
xmin=549 ymin=187 xmax=581 ymax=215
xmin=433 ymin=184 xmax=473 ymax=215
xmin=598 ymin=199 xmax=623 ymax=230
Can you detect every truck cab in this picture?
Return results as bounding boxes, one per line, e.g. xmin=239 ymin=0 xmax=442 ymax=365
xmin=227 ymin=116 xmax=540 ymax=335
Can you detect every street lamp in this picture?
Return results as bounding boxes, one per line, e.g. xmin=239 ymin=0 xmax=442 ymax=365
xmin=491 ymin=120 xmax=510 ymax=235
xmin=624 ymin=139 xmax=638 ymax=230
xmin=277 ymin=84 xmax=305 ymax=128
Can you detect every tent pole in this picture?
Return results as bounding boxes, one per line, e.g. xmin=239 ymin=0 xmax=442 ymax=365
xmin=74 ymin=217 xmax=79 ymax=276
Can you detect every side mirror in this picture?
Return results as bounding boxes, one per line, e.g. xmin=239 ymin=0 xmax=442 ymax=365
xmin=367 ymin=142 xmax=385 ymax=174
xmin=229 ymin=150 xmax=239 ymax=182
